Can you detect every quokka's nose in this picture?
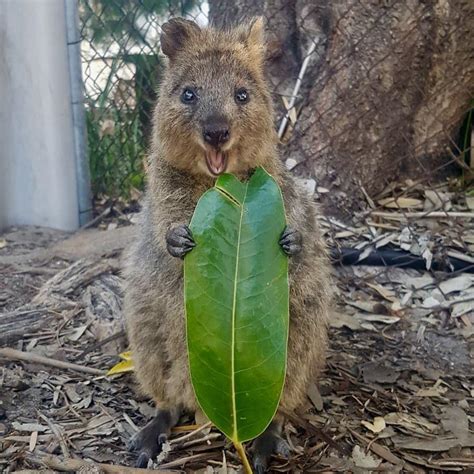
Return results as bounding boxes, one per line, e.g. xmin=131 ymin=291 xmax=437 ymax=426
xmin=203 ymin=117 xmax=230 ymax=148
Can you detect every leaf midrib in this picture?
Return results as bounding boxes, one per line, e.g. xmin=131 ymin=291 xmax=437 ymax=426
xmin=230 ymin=180 xmax=249 ymax=442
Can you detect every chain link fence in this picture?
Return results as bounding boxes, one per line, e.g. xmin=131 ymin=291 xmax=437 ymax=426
xmin=79 ymin=1 xmax=207 ymax=200
xmin=79 ymin=0 xmax=473 ymax=280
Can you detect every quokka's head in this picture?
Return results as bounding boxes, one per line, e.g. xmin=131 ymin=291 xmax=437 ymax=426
xmin=154 ymin=17 xmax=277 ymax=177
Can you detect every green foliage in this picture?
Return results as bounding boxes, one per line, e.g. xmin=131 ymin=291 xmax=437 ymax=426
xmin=80 ymin=0 xmax=197 ymax=48
xmin=80 ymin=0 xmax=199 ymax=199
xmin=86 ymin=105 xmax=146 ymax=200
xmin=184 ymin=168 xmax=289 ymax=444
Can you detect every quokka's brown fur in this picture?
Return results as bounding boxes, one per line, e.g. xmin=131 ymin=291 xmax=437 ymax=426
xmin=124 ymin=17 xmax=332 ymax=419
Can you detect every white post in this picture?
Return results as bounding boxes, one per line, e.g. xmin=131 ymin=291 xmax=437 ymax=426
xmin=0 ymin=0 xmax=88 ymax=231
xmin=65 ymin=0 xmax=92 ymax=226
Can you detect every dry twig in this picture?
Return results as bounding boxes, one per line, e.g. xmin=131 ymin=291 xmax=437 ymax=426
xmin=0 ymin=348 xmax=103 ymax=375
xmin=169 ymin=421 xmax=213 ymax=444
xmin=26 ymin=452 xmax=173 ymax=473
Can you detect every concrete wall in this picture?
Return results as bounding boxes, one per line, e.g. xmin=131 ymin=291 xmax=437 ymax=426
xmin=0 ymin=0 xmax=82 ymax=231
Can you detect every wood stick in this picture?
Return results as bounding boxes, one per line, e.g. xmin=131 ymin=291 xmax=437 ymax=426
xmin=0 ymin=348 xmax=103 ymax=375
xmin=26 ymin=452 xmax=174 ymax=473
xmin=169 ymin=421 xmax=212 ymax=444
xmin=181 ymin=432 xmax=221 ymax=449
xmin=80 ymin=205 xmax=112 ymax=230
xmin=159 ymin=452 xmax=215 ymax=469
xmin=12 ymin=265 xmax=58 ymax=276
xmin=78 ymin=330 xmax=126 ymax=357
xmin=11 ymin=471 xmax=55 ymax=474
xmin=5 ymin=434 xmax=53 ymax=443
xmin=12 ymin=471 xmax=56 ymax=474
xmin=278 ymin=39 xmax=318 ymax=139
xmin=370 ymin=210 xmax=474 ymax=219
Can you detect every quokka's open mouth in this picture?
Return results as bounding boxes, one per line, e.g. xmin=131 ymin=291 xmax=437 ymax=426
xmin=205 ymin=150 xmax=228 ymax=176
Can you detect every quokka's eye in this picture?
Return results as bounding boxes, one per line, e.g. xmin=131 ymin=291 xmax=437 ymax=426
xmin=235 ymin=88 xmax=249 ymax=104
xmin=181 ymin=88 xmax=197 ymax=104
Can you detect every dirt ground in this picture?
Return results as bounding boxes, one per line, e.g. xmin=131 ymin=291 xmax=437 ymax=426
xmin=0 ymin=198 xmax=473 ymax=473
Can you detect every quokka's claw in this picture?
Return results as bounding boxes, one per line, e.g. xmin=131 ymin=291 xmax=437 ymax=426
xmin=279 ymin=225 xmax=302 ymax=256
xmin=166 ymin=225 xmax=195 ymax=258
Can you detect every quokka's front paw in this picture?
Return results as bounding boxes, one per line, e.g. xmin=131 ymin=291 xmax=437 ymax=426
xmin=166 ymin=224 xmax=195 ymax=258
xmin=279 ymin=226 xmax=302 ymax=256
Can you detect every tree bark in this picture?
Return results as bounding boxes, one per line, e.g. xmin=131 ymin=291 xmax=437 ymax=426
xmin=209 ymin=0 xmax=474 ymax=215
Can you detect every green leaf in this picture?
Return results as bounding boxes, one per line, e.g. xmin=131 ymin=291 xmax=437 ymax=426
xmin=184 ymin=167 xmax=289 ymax=443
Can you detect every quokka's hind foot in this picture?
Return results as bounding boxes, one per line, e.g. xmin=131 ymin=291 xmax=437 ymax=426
xmin=252 ymin=420 xmax=290 ymax=473
xmin=128 ymin=407 xmax=179 ymax=468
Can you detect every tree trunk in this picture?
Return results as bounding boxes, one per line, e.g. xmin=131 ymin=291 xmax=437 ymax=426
xmin=209 ymin=0 xmax=474 ymax=215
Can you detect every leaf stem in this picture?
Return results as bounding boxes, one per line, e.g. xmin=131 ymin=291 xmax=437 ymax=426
xmin=233 ymin=441 xmax=253 ymax=474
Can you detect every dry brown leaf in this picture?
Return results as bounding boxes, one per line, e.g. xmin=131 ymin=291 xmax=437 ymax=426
xmin=366 ymin=282 xmax=396 ymax=302
xmin=307 ymin=383 xmax=324 ymax=411
xmin=422 ymin=294 xmax=444 ymax=309
xmin=357 ymin=246 xmax=374 ymax=263
xmin=424 ymin=190 xmax=452 ymax=211
xmin=439 ymin=275 xmax=473 ymax=295
xmin=351 ymin=445 xmax=381 ymax=469
xmin=349 ymin=428 xmax=402 ymax=465
xmin=361 ymin=362 xmax=400 ymax=384
xmin=393 ymin=435 xmax=474 ymax=452
xmin=361 ymin=416 xmax=386 ymax=434
xmin=64 ymin=384 xmax=81 ymax=404
xmin=447 ymin=250 xmax=474 ymax=264
xmin=11 ymin=422 xmax=49 ymax=433
xmin=356 ymin=313 xmax=400 ymax=325
xmin=384 ymin=412 xmax=438 ymax=435
xmin=460 ymin=314 xmax=473 ymax=328
xmin=194 ymin=408 xmax=212 ymax=435
xmin=347 ymin=300 xmax=381 ymax=313
xmin=416 ymin=385 xmax=448 ymax=397
xmin=403 ymin=273 xmax=435 ymax=290
xmin=464 ymin=233 xmax=474 ymax=245
xmin=67 ymin=324 xmax=89 ymax=342
xmin=334 ymin=230 xmax=357 ymax=239
xmin=453 ymin=301 xmax=474 ymax=318
xmin=441 ymin=406 xmax=469 ymax=441
xmin=330 ymin=312 xmax=363 ymax=331
xmin=86 ymin=414 xmax=115 ymax=436
xmin=466 ymin=196 xmax=474 ymax=211
xmin=374 ymin=233 xmax=397 ymax=249
xmin=99 ymin=118 xmax=115 ymax=137
xmin=29 ymin=431 xmax=38 ymax=452
xmin=378 ymin=197 xmax=423 ymax=209
xmin=319 ymin=454 xmax=354 ymax=471
xmin=285 ymin=158 xmax=297 ymax=170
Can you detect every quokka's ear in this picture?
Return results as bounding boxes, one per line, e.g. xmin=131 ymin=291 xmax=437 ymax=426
xmin=239 ymin=17 xmax=266 ymax=58
xmin=246 ymin=17 xmax=265 ymax=49
xmin=161 ymin=18 xmax=201 ymax=60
